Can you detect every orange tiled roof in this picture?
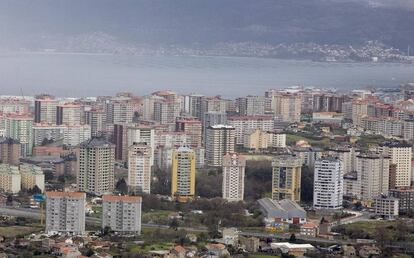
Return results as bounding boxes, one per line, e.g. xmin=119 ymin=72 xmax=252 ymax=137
xmin=102 ymin=195 xmax=142 ymax=203
xmin=46 ymin=191 xmax=85 ymax=199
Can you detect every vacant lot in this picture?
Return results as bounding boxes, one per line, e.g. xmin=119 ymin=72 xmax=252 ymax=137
xmin=0 ymin=225 xmax=42 ymax=238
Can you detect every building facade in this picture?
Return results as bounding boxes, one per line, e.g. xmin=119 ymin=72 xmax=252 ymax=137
xmin=0 ymin=164 xmax=21 ymax=193
xmin=45 ymin=192 xmax=86 ymax=235
xmin=205 ymin=125 xmax=235 ymax=167
xmin=222 ymin=153 xmax=246 ymax=202
xmin=171 ymin=146 xmax=196 ymax=202
xmin=77 ymin=137 xmax=115 ymax=195
xmin=20 ymin=163 xmax=45 ymax=192
xmin=128 ymin=142 xmax=152 ymax=194
xmin=272 ymin=155 xmax=302 ymax=202
xmin=102 ymin=195 xmax=142 ymax=234
xmin=313 ymin=158 xmax=343 ymax=210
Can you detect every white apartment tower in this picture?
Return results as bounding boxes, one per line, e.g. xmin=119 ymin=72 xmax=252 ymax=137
xmin=128 ymin=142 xmax=152 ymax=194
xmin=102 ymin=195 xmax=142 ymax=234
xmin=45 ymin=192 xmax=86 ymax=235
xmin=222 ymin=153 xmax=246 ymax=201
xmin=313 ymin=157 xmax=343 ymax=210
xmin=4 ymin=114 xmax=34 ymax=156
xmin=205 ymin=125 xmax=236 ymax=167
xmin=127 ymin=125 xmax=155 ymax=166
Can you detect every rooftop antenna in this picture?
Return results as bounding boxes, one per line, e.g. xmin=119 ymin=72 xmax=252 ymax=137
xmin=408 ymin=45 xmax=411 ymax=57
xmin=20 ymin=88 xmax=25 ymax=100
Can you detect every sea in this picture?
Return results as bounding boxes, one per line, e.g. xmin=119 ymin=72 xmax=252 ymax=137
xmin=0 ymin=51 xmax=413 ymax=98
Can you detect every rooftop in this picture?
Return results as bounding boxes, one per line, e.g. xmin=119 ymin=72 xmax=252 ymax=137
xmin=102 ymin=195 xmax=142 ymax=203
xmin=80 ymin=137 xmax=114 ymax=148
xmin=46 ymin=191 xmax=85 ymax=199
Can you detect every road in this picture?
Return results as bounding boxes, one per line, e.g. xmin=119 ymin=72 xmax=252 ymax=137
xmin=0 ymin=206 xmax=349 ymax=244
xmin=0 ymin=207 xmax=162 ymax=228
xmin=0 ymin=207 xmax=201 ymax=231
xmin=337 ymin=210 xmax=371 ymax=225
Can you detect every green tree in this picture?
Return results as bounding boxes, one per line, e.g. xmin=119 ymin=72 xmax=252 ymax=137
xmin=30 ymin=185 xmax=42 ymax=194
xmin=102 ymin=226 xmax=112 ymax=236
xmin=115 ymin=178 xmax=128 ymax=195
xmin=169 ymin=218 xmax=179 ymax=231
xmin=289 ymin=233 xmax=296 ymax=243
xmin=6 ymin=195 xmax=12 ymax=206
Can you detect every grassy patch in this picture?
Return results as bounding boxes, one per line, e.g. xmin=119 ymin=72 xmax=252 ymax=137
xmin=128 ymin=242 xmax=174 ymax=252
xmin=142 ymin=210 xmax=171 ymax=224
xmin=341 ymin=221 xmax=396 ymax=235
xmin=0 ymin=225 xmax=42 ymax=238
xmin=285 ymin=133 xmax=332 ymax=148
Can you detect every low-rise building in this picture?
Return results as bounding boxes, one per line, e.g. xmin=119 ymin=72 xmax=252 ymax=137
xmin=343 ymin=172 xmax=360 ymax=198
xmin=388 ymin=187 xmax=414 ymax=214
xmin=222 ymin=228 xmax=239 ymax=246
xmin=373 ymin=195 xmax=399 ymax=219
xmin=270 ymin=242 xmax=314 ymax=257
xmin=205 ymin=243 xmax=230 ymax=258
xmin=300 ymin=222 xmax=318 ymax=237
xmin=241 ymin=237 xmax=260 ymax=253
xmin=312 ymin=112 xmax=344 ymax=125
xmin=243 ymin=129 xmax=268 ymax=151
xmin=258 ymin=198 xmax=306 ymax=226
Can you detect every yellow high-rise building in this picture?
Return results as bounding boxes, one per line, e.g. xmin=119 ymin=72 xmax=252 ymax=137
xmin=171 ymin=146 xmax=196 ymax=202
xmin=272 ymin=155 xmax=302 ymax=202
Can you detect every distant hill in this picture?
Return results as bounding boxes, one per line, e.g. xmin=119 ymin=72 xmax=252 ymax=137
xmin=0 ymin=0 xmax=413 ymax=50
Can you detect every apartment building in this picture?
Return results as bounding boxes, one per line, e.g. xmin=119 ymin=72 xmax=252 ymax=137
xmin=378 ymin=142 xmax=412 ymax=187
xmin=227 ymin=116 xmax=273 ymax=145
xmin=237 ymin=96 xmax=265 ymax=116
xmin=128 ymin=142 xmax=152 ymax=194
xmin=4 ymin=114 xmax=33 ymax=156
xmin=205 ymin=125 xmax=235 ymax=167
xmin=34 ymin=95 xmax=59 ymax=124
xmin=45 ymin=191 xmax=86 ymax=235
xmin=272 ymin=155 xmax=302 ymax=202
xmin=0 ymin=137 xmax=21 ymax=166
xmin=313 ymin=157 xmax=343 ymax=210
xmin=56 ymin=103 xmax=83 ymax=125
xmin=102 ymin=195 xmax=142 ymax=234
xmin=356 ymin=152 xmax=390 ymax=200
xmin=77 ymin=137 xmax=115 ymax=196
xmin=171 ymin=146 xmax=196 ymax=202
xmin=0 ymin=164 xmax=21 ymax=193
xmin=389 ymin=188 xmax=414 ymax=214
xmin=85 ymin=108 xmax=107 ymax=137
xmin=373 ymin=195 xmax=399 ymax=219
xmin=176 ymin=118 xmax=203 ymax=147
xmin=270 ymin=93 xmax=301 ymax=122
xmin=20 ymin=163 xmax=45 ymax=192
xmin=222 ymin=153 xmax=246 ymax=202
